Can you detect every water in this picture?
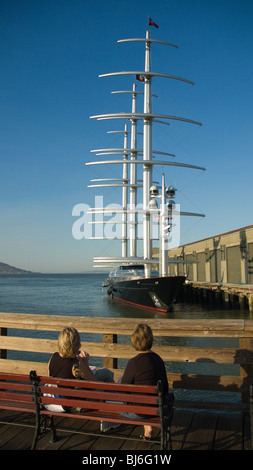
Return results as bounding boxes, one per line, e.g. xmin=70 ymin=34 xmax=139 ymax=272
xmin=0 ymin=272 xmax=250 ymax=320
xmin=0 ymin=273 xmax=251 ymax=407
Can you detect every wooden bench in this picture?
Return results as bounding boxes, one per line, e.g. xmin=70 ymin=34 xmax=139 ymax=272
xmin=0 ymin=370 xmax=174 ymax=450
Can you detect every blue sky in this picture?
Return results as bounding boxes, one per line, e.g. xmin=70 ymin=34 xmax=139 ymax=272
xmin=1 ymin=0 xmax=253 ymax=273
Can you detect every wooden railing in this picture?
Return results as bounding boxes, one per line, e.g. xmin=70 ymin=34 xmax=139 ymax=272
xmin=1 ymin=312 xmax=253 ymax=411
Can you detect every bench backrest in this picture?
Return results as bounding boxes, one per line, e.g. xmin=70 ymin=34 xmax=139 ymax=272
xmin=0 ymin=371 xmax=36 ymax=413
xmin=33 ymin=373 xmax=164 ymax=418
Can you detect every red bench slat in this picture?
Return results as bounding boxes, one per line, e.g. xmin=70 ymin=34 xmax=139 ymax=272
xmin=39 ymin=375 xmax=158 ymax=394
xmin=40 ymin=384 xmax=158 ymax=405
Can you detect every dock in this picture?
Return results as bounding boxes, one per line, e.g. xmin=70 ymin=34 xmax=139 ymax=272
xmin=179 ymin=280 xmax=253 ymax=312
xmin=153 ymin=224 xmax=253 ymax=311
xmin=1 ymin=313 xmax=253 ymax=451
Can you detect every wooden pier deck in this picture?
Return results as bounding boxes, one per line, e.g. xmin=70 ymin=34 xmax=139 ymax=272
xmin=0 ymin=408 xmax=251 ymax=451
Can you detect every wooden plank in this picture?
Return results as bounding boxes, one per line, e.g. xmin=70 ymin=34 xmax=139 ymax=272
xmin=213 ymin=413 xmax=243 ymax=450
xmin=182 ymin=412 xmax=218 ymax=450
xmin=0 ymin=422 xmax=28 ymax=449
xmin=119 ymin=424 xmax=160 ymax=451
xmin=2 ymin=335 xmax=252 ymax=364
xmin=0 ymin=313 xmax=251 ymax=337
xmin=0 ymin=410 xmax=36 ymax=450
xmin=88 ymin=423 xmax=137 ymax=451
xmin=3 ymin=426 xmax=35 ymax=450
xmin=174 ymin=400 xmax=247 ymax=412
xmin=54 ymin=419 xmax=100 ymax=451
xmin=0 ymin=358 xmax=48 ymax=375
xmin=0 ymin=358 xmax=123 ymax=379
xmin=245 ymin=321 xmax=253 ymax=334
xmin=243 ymin=413 xmax=252 ymax=450
xmin=170 ymin=409 xmax=194 ymax=450
xmin=0 ymin=336 xmax=58 ymax=354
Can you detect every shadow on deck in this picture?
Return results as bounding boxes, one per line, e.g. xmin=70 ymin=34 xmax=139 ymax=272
xmin=0 ymin=408 xmax=251 ymax=451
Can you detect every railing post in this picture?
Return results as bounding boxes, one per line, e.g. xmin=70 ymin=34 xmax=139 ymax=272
xmin=250 ymin=385 xmax=253 ymax=450
xmin=103 ymin=334 xmax=118 ymax=369
xmin=0 ymin=328 xmax=7 ymax=359
xmin=239 ymin=337 xmax=253 ymax=404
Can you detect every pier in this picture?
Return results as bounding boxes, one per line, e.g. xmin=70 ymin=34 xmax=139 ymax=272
xmin=179 ymin=280 xmax=253 ymax=312
xmin=154 ymin=224 xmax=253 ymax=311
xmin=0 ymin=313 xmax=253 ymax=450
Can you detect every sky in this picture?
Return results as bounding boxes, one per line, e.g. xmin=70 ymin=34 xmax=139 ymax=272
xmin=1 ymin=0 xmax=253 ymax=273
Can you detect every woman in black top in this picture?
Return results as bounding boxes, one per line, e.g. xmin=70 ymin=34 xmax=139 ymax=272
xmin=48 ymin=327 xmax=97 ymax=381
xmin=121 ymin=323 xmax=168 ymax=440
xmin=48 ymin=327 xmax=114 ymax=382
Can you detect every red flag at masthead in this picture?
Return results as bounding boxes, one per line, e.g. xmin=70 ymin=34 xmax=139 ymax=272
xmin=149 ymin=17 xmax=159 ymax=28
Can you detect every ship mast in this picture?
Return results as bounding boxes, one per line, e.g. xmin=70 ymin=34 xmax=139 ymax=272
xmin=86 ymin=29 xmax=206 ymax=274
xmin=143 ymin=30 xmax=153 ymax=277
xmin=122 ymin=122 xmax=128 ymax=257
xmin=129 ymin=83 xmax=138 ymax=258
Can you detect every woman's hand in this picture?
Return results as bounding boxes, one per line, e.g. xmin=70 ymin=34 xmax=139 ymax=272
xmin=77 ymin=350 xmax=90 ymax=363
xmin=73 ymin=350 xmax=97 ymax=381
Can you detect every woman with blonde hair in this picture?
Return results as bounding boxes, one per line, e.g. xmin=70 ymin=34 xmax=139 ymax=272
xmin=48 ymin=327 xmax=114 ymax=383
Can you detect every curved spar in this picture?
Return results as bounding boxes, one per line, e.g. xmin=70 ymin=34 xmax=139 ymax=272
xmin=90 ymin=112 xmax=202 ymax=127
xmin=99 ymin=71 xmax=194 ymax=86
xmin=86 ymin=159 xmax=206 ymax=172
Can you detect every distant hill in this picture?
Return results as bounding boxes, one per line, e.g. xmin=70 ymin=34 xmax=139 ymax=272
xmin=0 ymin=262 xmax=34 ymax=274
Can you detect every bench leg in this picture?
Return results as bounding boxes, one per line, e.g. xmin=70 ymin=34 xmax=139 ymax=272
xmin=49 ymin=416 xmax=57 ymax=443
xmin=167 ymin=426 xmax=172 ymax=451
xmin=160 ymin=425 xmax=172 ymax=451
xmin=157 ymin=385 xmax=174 ymax=451
xmin=160 ymin=426 xmax=167 ymax=451
xmin=160 ymin=429 xmax=165 ymax=450
xmin=31 ymin=414 xmax=57 ymax=449
xmin=31 ymin=412 xmax=41 ymax=450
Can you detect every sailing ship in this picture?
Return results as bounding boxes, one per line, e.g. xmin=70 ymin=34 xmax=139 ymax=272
xmin=86 ymin=21 xmax=205 ymax=312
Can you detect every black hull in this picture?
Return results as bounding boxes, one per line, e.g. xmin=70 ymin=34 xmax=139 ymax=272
xmin=107 ymin=275 xmax=185 ymax=312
